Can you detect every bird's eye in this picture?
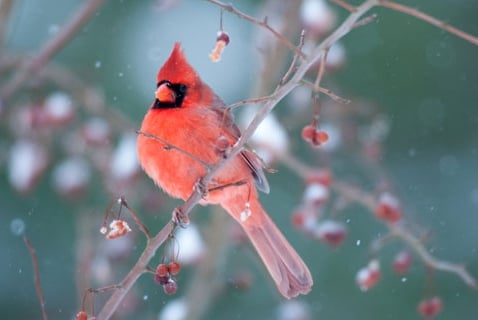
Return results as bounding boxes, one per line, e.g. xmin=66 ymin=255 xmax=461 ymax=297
xmin=177 ymin=84 xmax=187 ymax=94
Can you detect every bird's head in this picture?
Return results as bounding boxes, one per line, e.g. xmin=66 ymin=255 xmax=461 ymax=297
xmin=153 ymin=42 xmax=212 ymax=109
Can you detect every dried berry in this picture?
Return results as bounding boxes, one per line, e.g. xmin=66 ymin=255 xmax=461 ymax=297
xmin=163 ymin=279 xmax=178 ymax=295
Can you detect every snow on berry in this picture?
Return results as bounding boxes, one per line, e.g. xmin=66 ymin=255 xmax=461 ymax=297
xmin=418 ymin=296 xmax=443 ymax=319
xmin=8 ymin=140 xmax=48 ymax=193
xmin=303 ymin=182 xmax=329 ymax=206
xmin=392 ymin=250 xmax=412 ymax=274
xmin=314 ymin=220 xmax=347 ymax=247
xmin=356 ymin=260 xmax=381 ymax=291
xmin=375 ymin=192 xmax=402 ymax=223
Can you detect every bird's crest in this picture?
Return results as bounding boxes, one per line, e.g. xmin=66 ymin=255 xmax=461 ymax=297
xmin=156 ymin=42 xmax=200 ymax=88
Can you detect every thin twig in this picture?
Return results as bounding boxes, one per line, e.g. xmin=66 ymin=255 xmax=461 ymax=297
xmin=301 ymin=80 xmax=351 ymax=104
xmin=96 ymin=221 xmax=175 ymax=320
xmin=353 ymin=13 xmax=378 ymax=29
xmin=314 ymin=48 xmax=329 ymax=90
xmin=207 ymin=0 xmax=305 ymax=58
xmin=279 ymin=29 xmax=306 ymax=86
xmin=379 ymin=0 xmax=478 ymax=46
xmin=279 ymin=150 xmax=478 ymax=289
xmin=82 ymin=285 xmax=122 ymax=316
xmin=329 ymin=0 xmax=357 ymax=12
xmin=227 ymin=95 xmax=272 ymax=110
xmin=119 ymin=197 xmax=152 ymax=239
xmin=136 ymin=130 xmax=212 ymax=169
xmin=0 ymin=54 xmax=133 ymax=131
xmin=0 ymin=0 xmax=106 ymax=102
xmin=23 ymin=236 xmax=48 ymax=320
xmin=333 ymin=181 xmax=478 ymax=289
xmin=0 ymin=0 xmax=13 ymax=54
xmin=310 ymin=48 xmax=329 ymax=126
xmin=389 ymin=223 xmax=478 ymax=289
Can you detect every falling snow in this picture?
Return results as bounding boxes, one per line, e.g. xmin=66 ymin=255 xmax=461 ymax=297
xmin=10 ymin=218 xmax=26 ymax=236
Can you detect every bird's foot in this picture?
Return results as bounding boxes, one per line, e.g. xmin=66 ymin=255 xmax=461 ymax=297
xmin=194 ymin=179 xmax=209 ymax=200
xmin=172 ymin=207 xmax=190 ymax=228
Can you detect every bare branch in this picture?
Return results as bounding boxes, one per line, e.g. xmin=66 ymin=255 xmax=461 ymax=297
xmin=96 ymin=221 xmax=176 ymax=320
xmin=329 ymin=0 xmax=357 ymax=12
xmin=279 ymin=29 xmax=306 ymax=86
xmin=207 ymin=0 xmax=306 ymax=58
xmin=301 ymin=80 xmax=351 ymax=104
xmin=118 ymin=197 xmax=152 ymax=239
xmin=0 ymin=0 xmax=14 ymax=53
xmin=389 ymin=223 xmax=478 ymax=289
xmin=227 ymin=95 xmax=273 ymax=110
xmin=379 ymin=0 xmax=478 ymax=46
xmin=0 ymin=0 xmax=106 ymax=102
xmin=333 ymin=181 xmax=478 ymax=289
xmin=279 ymin=151 xmax=478 ymax=289
xmin=353 ymin=13 xmax=378 ymax=29
xmin=314 ymin=47 xmax=329 ymax=92
xmin=24 ymin=236 xmax=48 ymax=320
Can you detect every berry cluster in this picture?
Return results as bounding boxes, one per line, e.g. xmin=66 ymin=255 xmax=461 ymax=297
xmin=154 ymin=261 xmax=181 ymax=295
xmin=292 ymin=170 xmax=347 ymax=247
xmin=301 ymin=124 xmax=329 ymax=147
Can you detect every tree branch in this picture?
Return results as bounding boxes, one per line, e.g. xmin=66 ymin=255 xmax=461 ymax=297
xmin=0 ymin=0 xmax=106 ymax=103
xmin=279 ymin=151 xmax=477 ymax=289
xmin=24 ymin=235 xmax=48 ymax=320
xmin=207 ymin=0 xmax=306 ymax=58
xmin=333 ymin=181 xmax=478 ymax=289
xmin=379 ymin=0 xmax=478 ymax=46
xmin=96 ymin=221 xmax=176 ymax=320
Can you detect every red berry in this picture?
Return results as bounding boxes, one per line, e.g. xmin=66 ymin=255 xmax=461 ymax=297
xmin=392 ymin=250 xmax=412 ymax=274
xmin=168 ymin=261 xmax=181 ymax=275
xmin=76 ymin=311 xmax=88 ymax=320
xmin=301 ymin=125 xmax=315 ymax=139
xmin=315 ymin=220 xmax=347 ymax=247
xmin=163 ymin=279 xmax=178 ymax=295
xmin=154 ymin=274 xmax=170 ymax=285
xmin=301 ymin=125 xmax=329 ymax=147
xmin=156 ymin=263 xmax=169 ymax=277
xmin=291 ymin=210 xmax=306 ymax=228
xmin=303 ymin=182 xmax=329 ymax=206
xmin=316 ymin=130 xmax=329 ymax=144
xmin=356 ymin=260 xmax=381 ymax=291
xmin=291 ymin=206 xmax=317 ymax=234
xmin=305 ymin=170 xmax=333 ymax=187
xmin=375 ymin=192 xmax=402 ymax=223
xmin=418 ymin=296 xmax=443 ymax=319
xmin=216 ymin=31 xmax=230 ymax=45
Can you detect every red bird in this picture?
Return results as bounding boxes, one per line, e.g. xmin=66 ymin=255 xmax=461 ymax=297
xmin=137 ymin=43 xmax=312 ymax=298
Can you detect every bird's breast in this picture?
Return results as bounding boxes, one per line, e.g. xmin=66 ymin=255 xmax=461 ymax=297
xmin=137 ymin=108 xmax=234 ymax=200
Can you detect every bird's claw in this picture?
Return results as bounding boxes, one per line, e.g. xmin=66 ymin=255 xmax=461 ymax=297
xmin=194 ymin=179 xmax=209 ymax=200
xmin=172 ymin=207 xmax=190 ymax=228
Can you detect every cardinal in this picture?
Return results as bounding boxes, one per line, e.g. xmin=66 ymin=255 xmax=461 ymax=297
xmin=137 ymin=43 xmax=312 ymax=298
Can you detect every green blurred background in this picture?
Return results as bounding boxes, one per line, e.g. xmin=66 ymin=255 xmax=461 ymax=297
xmin=1 ymin=0 xmax=478 ymax=319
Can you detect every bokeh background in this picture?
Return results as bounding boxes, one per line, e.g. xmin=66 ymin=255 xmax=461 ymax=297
xmin=1 ymin=0 xmax=478 ymax=319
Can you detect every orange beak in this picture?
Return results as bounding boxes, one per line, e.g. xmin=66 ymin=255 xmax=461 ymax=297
xmin=155 ymin=83 xmax=176 ymax=104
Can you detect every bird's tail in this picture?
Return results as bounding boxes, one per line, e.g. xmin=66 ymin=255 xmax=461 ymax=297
xmin=222 ymin=196 xmax=313 ymax=298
